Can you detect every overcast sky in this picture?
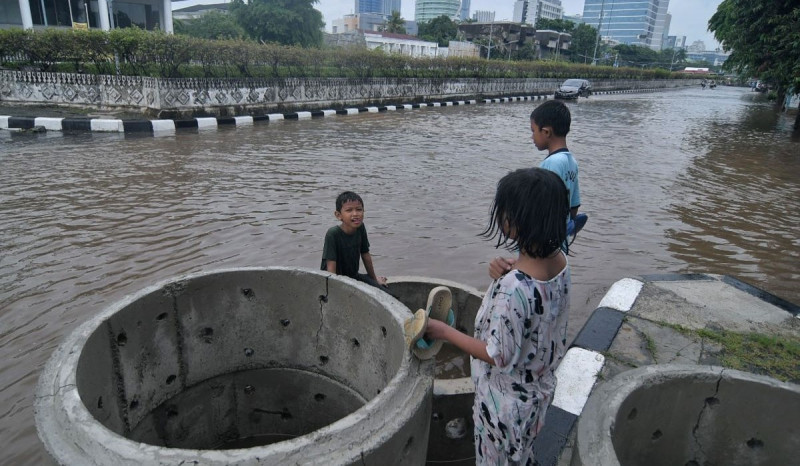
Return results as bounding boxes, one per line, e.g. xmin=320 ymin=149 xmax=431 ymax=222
xmin=316 ymin=0 xmax=722 ymax=48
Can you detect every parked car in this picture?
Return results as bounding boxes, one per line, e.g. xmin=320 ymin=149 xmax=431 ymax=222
xmin=555 ymin=79 xmax=592 ymax=99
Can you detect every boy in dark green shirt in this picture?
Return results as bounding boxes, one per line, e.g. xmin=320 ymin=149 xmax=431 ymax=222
xmin=321 ymin=191 xmax=388 ymax=290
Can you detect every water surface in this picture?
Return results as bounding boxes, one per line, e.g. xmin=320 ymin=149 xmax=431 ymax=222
xmin=1 ymin=86 xmax=798 ymax=463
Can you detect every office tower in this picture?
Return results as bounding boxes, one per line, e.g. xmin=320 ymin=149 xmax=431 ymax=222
xmin=415 ymin=0 xmax=460 ymax=23
xmin=582 ymin=0 xmax=670 ymax=49
xmin=459 ymin=0 xmax=471 ymax=21
xmin=356 ymin=0 xmax=401 ymax=17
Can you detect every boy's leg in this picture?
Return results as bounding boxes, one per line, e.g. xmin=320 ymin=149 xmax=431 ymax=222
xmin=356 ymin=273 xmax=382 ymax=288
xmin=355 ymin=273 xmax=397 ymax=297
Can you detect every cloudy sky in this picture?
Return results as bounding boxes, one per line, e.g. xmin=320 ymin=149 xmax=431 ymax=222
xmin=316 ymin=0 xmax=723 ymax=49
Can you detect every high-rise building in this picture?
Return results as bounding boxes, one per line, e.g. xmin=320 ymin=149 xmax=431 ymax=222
xmin=582 ymin=0 xmax=670 ymax=49
xmin=415 ymin=0 xmax=460 ymax=23
xmin=459 ymin=0 xmax=471 ymax=21
xmin=652 ymin=2 xmax=669 ymax=49
xmin=513 ymin=1 xmax=563 ymax=26
xmin=356 ymin=0 xmax=401 ymax=17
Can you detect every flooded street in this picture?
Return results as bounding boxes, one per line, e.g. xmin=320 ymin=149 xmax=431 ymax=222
xmin=2 ymin=85 xmax=799 ymax=464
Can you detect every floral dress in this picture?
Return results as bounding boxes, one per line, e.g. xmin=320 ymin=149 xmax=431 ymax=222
xmin=471 ymin=260 xmax=570 ymax=465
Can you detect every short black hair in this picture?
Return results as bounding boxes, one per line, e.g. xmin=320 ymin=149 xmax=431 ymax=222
xmin=481 ymin=168 xmax=568 ymax=258
xmin=530 ymin=100 xmax=571 ymax=137
xmin=335 ymin=191 xmax=364 ymax=211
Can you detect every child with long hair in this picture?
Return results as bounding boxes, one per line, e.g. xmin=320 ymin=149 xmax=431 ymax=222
xmin=424 ymin=167 xmax=571 ymax=465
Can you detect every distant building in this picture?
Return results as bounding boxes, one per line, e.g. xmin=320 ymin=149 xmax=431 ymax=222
xmin=332 ymin=13 xmax=386 ymax=33
xmin=686 ymin=49 xmax=729 ymax=66
xmin=458 ymin=21 xmax=536 ymax=58
xmin=563 ymin=13 xmax=583 ymax=24
xmin=513 ymin=0 xmax=563 ymax=26
xmin=651 ymin=2 xmax=669 ymax=49
xmin=4 ymin=0 xmax=173 ymax=32
xmin=473 ymin=10 xmax=495 ymax=22
xmin=583 ymin=0 xmax=671 ymax=50
xmin=172 ymin=0 xmax=229 ymax=20
xmin=356 ymin=0 xmax=401 ymax=18
xmin=415 ymin=0 xmax=460 ymax=23
xmin=687 ymin=40 xmax=706 ymax=52
xmin=446 ymin=40 xmax=480 ymax=57
xmin=364 ymin=31 xmax=439 ymax=57
xmin=458 ymin=0 xmax=471 ymax=21
xmin=659 ymin=12 xmax=671 ymax=50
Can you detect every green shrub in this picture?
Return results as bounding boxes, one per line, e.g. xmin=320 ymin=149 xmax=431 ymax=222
xmin=0 ymin=28 xmax=696 ymax=81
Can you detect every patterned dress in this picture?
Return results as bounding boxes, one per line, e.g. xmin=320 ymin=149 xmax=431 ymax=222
xmin=471 ymin=259 xmax=570 ymax=465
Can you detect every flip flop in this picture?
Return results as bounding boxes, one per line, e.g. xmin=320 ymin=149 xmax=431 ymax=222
xmin=404 ymin=309 xmax=428 ymax=349
xmin=412 ymin=286 xmax=454 ymax=360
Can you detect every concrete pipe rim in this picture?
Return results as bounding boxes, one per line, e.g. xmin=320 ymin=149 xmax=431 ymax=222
xmin=35 ymin=267 xmax=433 ymax=464
xmin=387 ymin=276 xmax=483 ymax=397
xmin=574 ymin=364 xmax=800 ymax=466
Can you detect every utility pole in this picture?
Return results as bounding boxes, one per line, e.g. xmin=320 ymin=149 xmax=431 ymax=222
xmin=592 ymin=0 xmax=606 ymax=65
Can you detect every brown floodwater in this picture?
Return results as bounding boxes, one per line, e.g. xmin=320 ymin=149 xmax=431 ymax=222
xmin=1 ymin=86 xmax=798 ymax=464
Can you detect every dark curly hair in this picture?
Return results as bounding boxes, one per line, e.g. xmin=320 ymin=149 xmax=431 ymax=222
xmin=481 ymin=168 xmax=569 ymax=258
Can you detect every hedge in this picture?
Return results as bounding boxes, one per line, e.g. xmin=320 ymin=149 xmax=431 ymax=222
xmin=0 ymin=28 xmax=683 ymax=81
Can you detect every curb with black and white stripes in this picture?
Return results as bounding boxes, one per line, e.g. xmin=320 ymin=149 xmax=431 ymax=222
xmin=0 ymin=88 xmax=683 ymax=136
xmin=0 ymin=96 xmax=551 ymax=135
xmin=533 ymin=272 xmax=799 ymax=465
xmin=532 ymin=276 xmax=643 ymax=465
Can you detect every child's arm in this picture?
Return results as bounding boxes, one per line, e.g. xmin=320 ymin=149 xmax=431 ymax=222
xmin=325 ymin=260 xmax=337 ymax=274
xmin=425 ymin=320 xmax=494 ymax=365
xmin=361 ymin=252 xmax=387 ymax=285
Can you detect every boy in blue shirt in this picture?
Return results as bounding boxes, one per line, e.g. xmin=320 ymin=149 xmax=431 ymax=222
xmin=321 ymin=191 xmax=388 ymax=290
xmin=489 ymin=100 xmax=583 ymax=279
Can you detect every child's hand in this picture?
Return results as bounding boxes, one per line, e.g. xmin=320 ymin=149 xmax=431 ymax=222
xmin=377 ymin=276 xmax=387 ymax=286
xmin=489 ymin=256 xmax=516 ymax=280
xmin=424 ymin=319 xmax=450 ymax=341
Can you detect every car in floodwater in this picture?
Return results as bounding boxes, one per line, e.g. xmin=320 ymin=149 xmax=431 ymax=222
xmin=555 ymin=79 xmax=592 ymax=99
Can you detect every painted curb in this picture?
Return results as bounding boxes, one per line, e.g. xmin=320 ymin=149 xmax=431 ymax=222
xmin=1 ymin=87 xmax=689 ymax=136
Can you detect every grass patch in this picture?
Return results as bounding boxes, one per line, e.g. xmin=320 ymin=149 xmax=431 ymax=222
xmin=695 ymin=328 xmax=800 ymax=383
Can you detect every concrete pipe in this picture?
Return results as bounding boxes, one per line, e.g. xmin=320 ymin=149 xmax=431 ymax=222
xmin=386 ymin=277 xmax=484 ymax=464
xmin=35 ymin=267 xmax=434 ymax=465
xmin=572 ymin=364 xmax=800 ymax=466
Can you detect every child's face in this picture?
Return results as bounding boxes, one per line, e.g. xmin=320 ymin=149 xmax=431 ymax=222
xmin=335 ymin=200 xmax=364 ymax=233
xmin=530 ymin=119 xmax=550 ymax=151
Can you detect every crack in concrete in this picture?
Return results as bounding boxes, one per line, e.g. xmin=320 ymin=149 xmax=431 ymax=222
xmin=316 ymin=277 xmax=329 ymax=344
xmin=690 ymin=369 xmax=724 ymax=463
xmin=34 ymin=383 xmax=77 ymax=399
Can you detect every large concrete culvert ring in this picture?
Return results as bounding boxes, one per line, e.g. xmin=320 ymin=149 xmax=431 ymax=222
xmin=573 ymin=364 xmax=800 ymax=466
xmin=386 ymin=277 xmax=484 ymax=464
xmin=34 ymin=267 xmax=434 ymax=465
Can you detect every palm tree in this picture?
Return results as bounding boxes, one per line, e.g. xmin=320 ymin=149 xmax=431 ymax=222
xmin=384 ymin=10 xmax=406 ymax=34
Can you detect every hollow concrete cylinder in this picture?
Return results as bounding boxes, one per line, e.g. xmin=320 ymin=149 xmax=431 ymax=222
xmin=35 ymin=267 xmax=434 ymax=465
xmin=387 ymin=277 xmax=484 ymax=464
xmin=572 ymin=365 xmax=800 ymax=466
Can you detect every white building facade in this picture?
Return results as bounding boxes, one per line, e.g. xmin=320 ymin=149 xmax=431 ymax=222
xmin=364 ymin=31 xmax=439 ymax=57
xmin=2 ymin=0 xmax=173 ymax=32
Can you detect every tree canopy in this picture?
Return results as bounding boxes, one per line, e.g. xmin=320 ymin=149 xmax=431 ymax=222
xmin=229 ymin=0 xmax=323 ymax=47
xmin=383 ymin=11 xmax=406 ymax=34
xmin=418 ymin=15 xmax=459 ymax=47
xmin=174 ymin=11 xmax=245 ymax=41
xmin=709 ymin=0 xmax=799 ymax=106
xmin=535 ymin=18 xmax=576 ymax=33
